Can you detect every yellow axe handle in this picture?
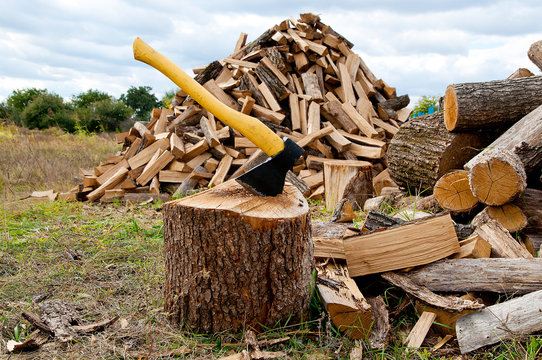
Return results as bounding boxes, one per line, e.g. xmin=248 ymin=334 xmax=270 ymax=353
xmin=133 ymin=37 xmax=284 ymax=157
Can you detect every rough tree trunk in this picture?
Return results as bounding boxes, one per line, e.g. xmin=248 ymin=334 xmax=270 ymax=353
xmin=163 ymin=180 xmax=314 ymax=333
xmin=443 ymin=75 xmax=542 ymax=131
xmin=387 ymin=112 xmax=485 ymax=191
xmin=528 ymin=40 xmax=542 ymax=72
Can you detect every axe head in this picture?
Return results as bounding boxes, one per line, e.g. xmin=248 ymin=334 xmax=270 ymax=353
xmin=236 ymin=137 xmax=304 ymax=196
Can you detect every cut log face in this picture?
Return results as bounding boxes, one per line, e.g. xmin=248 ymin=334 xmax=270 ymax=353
xmin=472 ymin=204 xmax=528 ymax=233
xmin=163 ymin=180 xmax=313 ymax=333
xmin=433 ymin=170 xmax=478 ymax=212
xmin=467 ymin=148 xmax=527 ymax=206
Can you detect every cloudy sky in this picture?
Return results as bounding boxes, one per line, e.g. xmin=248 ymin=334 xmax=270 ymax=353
xmin=1 ymin=1 xmax=541 ymax=106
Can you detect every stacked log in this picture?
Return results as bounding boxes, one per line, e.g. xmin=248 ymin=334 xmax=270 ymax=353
xmin=62 ymin=13 xmax=410 ymax=204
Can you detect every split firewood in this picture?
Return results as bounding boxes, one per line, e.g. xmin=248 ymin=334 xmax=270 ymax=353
xmin=323 ymin=159 xmax=373 ymax=210
xmin=404 ymin=258 xmax=542 ymax=293
xmin=387 ymin=112 xmax=486 ymax=191
xmin=452 ymin=234 xmax=492 ymax=259
xmin=404 ymin=312 xmax=436 ymax=348
xmin=444 ymin=75 xmax=542 ymax=131
xmin=317 ymin=263 xmax=373 ymax=339
xmin=344 ymin=213 xmax=459 ymax=276
xmin=507 ymin=68 xmax=535 ymax=79
xmin=474 ymin=220 xmax=532 ymax=258
xmin=528 ymin=40 xmax=542 ymax=71
xmin=456 ymin=290 xmax=542 ymax=354
xmin=415 ymin=298 xmax=478 ymax=336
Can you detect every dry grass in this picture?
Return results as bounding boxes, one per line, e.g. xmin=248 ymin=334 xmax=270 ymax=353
xmin=0 ymin=123 xmax=118 ymax=202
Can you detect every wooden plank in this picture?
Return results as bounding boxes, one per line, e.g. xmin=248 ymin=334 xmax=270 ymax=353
xmin=299 ymin=98 xmax=308 ymax=135
xmin=136 ymin=150 xmax=174 ymax=186
xmin=87 ymin=168 xmax=129 ymax=202
xmin=475 ymin=220 xmax=533 ymax=258
xmin=296 ymin=124 xmax=334 ymax=148
xmin=289 ymin=93 xmax=301 ymax=131
xmin=203 ymin=79 xmax=240 ymax=110
xmin=338 ymin=62 xmax=356 ymax=106
xmin=405 ymin=312 xmax=436 ymax=348
xmin=127 ymin=138 xmax=170 ymax=170
xmin=240 ymin=96 xmax=255 ymax=115
xmin=169 ymin=132 xmax=185 ymax=159
xmin=301 ymin=72 xmax=323 ymax=101
xmin=258 ymin=82 xmax=282 ymax=111
xmin=307 ymin=101 xmax=320 ymax=134
xmin=210 ymin=154 xmax=233 ymax=186
xmin=341 ymin=102 xmax=379 ymax=138
xmin=221 ymin=57 xmax=258 ymax=69
xmin=261 ymin=56 xmax=289 ymax=85
xmin=456 ymin=290 xmax=542 ymax=354
xmin=159 ymin=170 xmax=190 ymax=183
xmin=404 ymin=258 xmax=542 ymax=294
xmin=344 ymin=213 xmax=460 ymax=277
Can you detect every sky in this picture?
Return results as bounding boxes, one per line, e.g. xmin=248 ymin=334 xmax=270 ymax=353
xmin=1 ymin=0 xmax=541 ymax=106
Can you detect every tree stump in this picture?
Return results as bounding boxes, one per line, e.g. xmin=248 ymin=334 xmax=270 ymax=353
xmin=163 ymin=180 xmax=314 ymax=333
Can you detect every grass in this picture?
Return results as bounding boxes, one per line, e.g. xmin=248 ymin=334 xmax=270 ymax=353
xmin=1 ymin=123 xmax=542 ymax=359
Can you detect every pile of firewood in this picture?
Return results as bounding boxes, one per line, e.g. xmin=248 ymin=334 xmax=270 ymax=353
xmin=54 ymin=13 xmax=409 ymax=206
xmin=313 ymin=41 xmax=542 ymax=355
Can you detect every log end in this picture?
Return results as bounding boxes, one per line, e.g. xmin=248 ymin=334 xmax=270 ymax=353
xmin=434 ymin=170 xmax=478 ymax=212
xmin=443 ymin=85 xmax=459 ymax=131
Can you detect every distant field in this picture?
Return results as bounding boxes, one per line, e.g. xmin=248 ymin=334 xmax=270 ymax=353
xmin=0 ymin=123 xmax=118 ymax=203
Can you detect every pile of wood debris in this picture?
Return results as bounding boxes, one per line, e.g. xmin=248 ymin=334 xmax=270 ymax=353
xmin=50 ymin=13 xmax=409 ymax=209
xmin=314 ymin=40 xmax=542 ymax=354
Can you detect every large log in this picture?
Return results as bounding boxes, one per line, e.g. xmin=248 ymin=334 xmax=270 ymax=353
xmin=456 ymin=290 xmax=542 ymax=354
xmin=433 ymin=170 xmax=478 ymax=212
xmin=404 ymin=258 xmax=542 ymax=294
xmin=464 ymin=104 xmax=542 ymax=175
xmin=443 ymin=75 xmax=542 ymax=131
xmin=163 ymin=180 xmax=313 ymax=333
xmin=387 ymin=112 xmax=485 ymax=191
xmin=466 ymin=148 xmax=527 ymax=206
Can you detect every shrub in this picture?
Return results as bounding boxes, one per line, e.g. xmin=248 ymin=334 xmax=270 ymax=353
xmin=21 ymin=93 xmax=75 ymax=132
xmin=6 ymin=88 xmax=48 ymax=125
xmin=76 ymin=99 xmax=133 ymax=132
xmin=120 ymin=86 xmax=161 ymax=121
xmin=71 ymin=89 xmax=112 ymax=109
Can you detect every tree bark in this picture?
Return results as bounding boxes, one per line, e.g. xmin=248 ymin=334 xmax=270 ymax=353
xmin=387 ymin=112 xmax=485 ymax=191
xmin=404 ymin=258 xmax=542 ymax=294
xmin=163 ymin=180 xmax=313 ymax=333
xmin=443 ymin=75 xmax=542 ymax=131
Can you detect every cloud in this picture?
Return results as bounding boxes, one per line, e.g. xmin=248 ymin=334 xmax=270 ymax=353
xmin=0 ymin=0 xmax=541 ymax=104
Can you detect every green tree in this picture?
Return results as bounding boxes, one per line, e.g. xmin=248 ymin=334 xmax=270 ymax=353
xmin=120 ymin=86 xmax=160 ymax=121
xmin=6 ymin=88 xmax=47 ymax=124
xmin=72 ymin=89 xmax=112 ymax=109
xmin=21 ymin=93 xmax=75 ymax=132
xmin=0 ymin=101 xmax=9 ymax=121
xmin=161 ymin=88 xmax=178 ymax=109
xmin=76 ymin=99 xmax=132 ymax=132
xmin=412 ymin=95 xmax=439 ymax=116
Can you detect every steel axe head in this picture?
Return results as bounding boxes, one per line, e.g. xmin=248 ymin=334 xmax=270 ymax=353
xmin=235 ymin=137 xmax=304 ymax=196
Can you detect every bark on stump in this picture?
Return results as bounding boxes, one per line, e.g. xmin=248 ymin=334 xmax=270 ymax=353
xmin=163 ymin=180 xmax=314 ymax=333
xmin=444 ymin=75 xmax=542 ymax=131
xmin=387 ymin=112 xmax=485 ymax=191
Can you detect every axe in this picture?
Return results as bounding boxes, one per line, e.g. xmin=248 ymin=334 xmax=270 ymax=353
xmin=133 ymin=37 xmax=303 ymax=197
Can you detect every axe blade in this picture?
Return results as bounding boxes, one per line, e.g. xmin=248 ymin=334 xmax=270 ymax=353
xmin=235 ymin=137 xmax=304 ymax=196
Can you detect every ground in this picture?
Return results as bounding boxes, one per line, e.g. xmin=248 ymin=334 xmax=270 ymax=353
xmin=1 ymin=124 xmax=541 ymax=359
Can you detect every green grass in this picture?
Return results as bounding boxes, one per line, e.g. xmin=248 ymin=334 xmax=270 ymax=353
xmin=1 ymin=124 xmax=542 ymax=359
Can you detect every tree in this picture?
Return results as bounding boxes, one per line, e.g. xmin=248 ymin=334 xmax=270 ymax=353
xmin=120 ymin=86 xmax=160 ymax=121
xmin=412 ymin=95 xmax=439 ymax=116
xmin=161 ymin=88 xmax=178 ymax=109
xmin=22 ymin=93 xmax=75 ymax=132
xmin=76 ymin=99 xmax=132 ymax=132
xmin=6 ymin=88 xmax=47 ymax=124
xmin=72 ymin=89 xmax=112 ymax=109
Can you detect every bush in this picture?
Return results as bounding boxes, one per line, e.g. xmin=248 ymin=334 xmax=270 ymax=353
xmin=71 ymin=89 xmax=112 ymax=109
xmin=76 ymin=99 xmax=132 ymax=132
xmin=120 ymin=86 xmax=161 ymax=121
xmin=21 ymin=93 xmax=75 ymax=132
xmin=6 ymin=88 xmax=48 ymax=125
xmin=412 ymin=95 xmax=439 ymax=115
